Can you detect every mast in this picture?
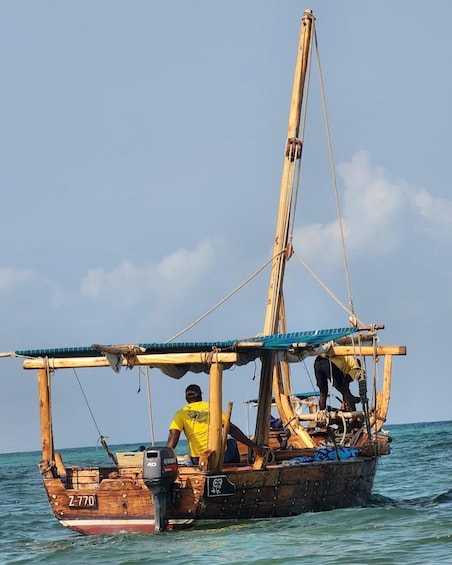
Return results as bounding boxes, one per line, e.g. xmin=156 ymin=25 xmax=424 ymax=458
xmin=254 ymin=9 xmax=315 ymax=456
xmin=264 ymin=8 xmax=314 ymax=334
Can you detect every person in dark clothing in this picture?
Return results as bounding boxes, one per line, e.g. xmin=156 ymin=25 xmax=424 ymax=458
xmin=314 ymin=355 xmax=362 ymax=411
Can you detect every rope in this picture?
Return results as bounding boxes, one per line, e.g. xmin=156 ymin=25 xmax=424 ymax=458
xmin=326 ymin=426 xmax=341 ymax=460
xmin=73 ymin=368 xmax=103 ymax=438
xmin=370 ymin=332 xmax=379 ymax=437
xmin=145 ymin=366 xmax=155 ymax=446
xmin=337 ymin=411 xmax=347 ymax=445
xmin=314 ymin=32 xmax=356 ymax=322
xmin=72 ymin=368 xmax=118 ymax=464
xmin=292 ymin=250 xmax=364 ymax=326
xmin=166 ymin=250 xmax=284 ymax=342
xmin=99 ymin=436 xmax=118 ymax=466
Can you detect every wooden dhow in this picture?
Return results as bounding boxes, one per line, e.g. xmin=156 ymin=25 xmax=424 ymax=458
xmin=5 ymin=9 xmax=405 ymax=534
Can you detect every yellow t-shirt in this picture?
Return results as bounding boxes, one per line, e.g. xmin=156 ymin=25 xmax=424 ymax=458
xmin=169 ymin=401 xmax=226 ymax=458
xmin=330 ymin=356 xmax=362 ymax=380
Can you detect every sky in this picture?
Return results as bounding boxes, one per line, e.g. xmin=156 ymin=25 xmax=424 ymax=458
xmin=1 ymin=0 xmax=451 ymax=454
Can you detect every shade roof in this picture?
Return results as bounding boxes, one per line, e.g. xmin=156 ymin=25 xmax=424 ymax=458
xmin=16 ymin=327 xmax=356 ymax=358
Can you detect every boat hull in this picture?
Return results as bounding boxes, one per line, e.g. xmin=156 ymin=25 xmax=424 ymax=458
xmin=43 ymin=456 xmax=377 ymax=535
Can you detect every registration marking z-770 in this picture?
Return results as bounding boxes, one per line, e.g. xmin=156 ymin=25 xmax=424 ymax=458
xmin=68 ymin=494 xmax=98 ymax=508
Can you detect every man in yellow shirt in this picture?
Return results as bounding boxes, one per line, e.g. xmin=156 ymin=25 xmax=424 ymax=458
xmin=314 ymin=355 xmax=362 ymax=411
xmin=167 ymin=384 xmax=264 ymax=464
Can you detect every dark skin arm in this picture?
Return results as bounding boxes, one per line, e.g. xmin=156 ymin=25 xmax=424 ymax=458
xmin=229 ymin=423 xmax=265 ymax=457
xmin=166 ymin=425 xmax=265 ymax=457
xmin=335 ymin=380 xmax=359 ymax=412
xmin=166 ymin=429 xmax=181 ymax=449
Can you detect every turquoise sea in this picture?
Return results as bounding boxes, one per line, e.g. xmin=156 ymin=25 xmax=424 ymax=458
xmin=1 ymin=421 xmax=451 ymax=564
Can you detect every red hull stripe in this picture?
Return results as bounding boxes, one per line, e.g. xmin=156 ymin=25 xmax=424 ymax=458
xmin=60 ymin=518 xmax=193 ymax=535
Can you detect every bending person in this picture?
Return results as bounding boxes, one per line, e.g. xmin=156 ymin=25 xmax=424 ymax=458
xmin=314 ymin=355 xmax=363 ymax=411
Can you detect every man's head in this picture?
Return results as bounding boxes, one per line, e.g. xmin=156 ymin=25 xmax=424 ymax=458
xmin=185 ymin=384 xmax=202 ymax=403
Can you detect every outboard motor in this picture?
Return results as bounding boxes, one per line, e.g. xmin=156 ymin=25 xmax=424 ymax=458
xmin=142 ymin=446 xmax=178 ymax=532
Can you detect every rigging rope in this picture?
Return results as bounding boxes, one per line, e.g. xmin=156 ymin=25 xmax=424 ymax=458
xmin=166 ymin=250 xmax=285 ymax=342
xmin=314 ymin=31 xmax=356 ymax=322
xmin=292 ymin=249 xmax=364 ymax=326
xmin=73 ymin=368 xmax=103 ymax=438
xmin=166 ymin=27 xmax=361 ymax=344
xmin=145 ymin=366 xmax=156 ymax=446
xmin=72 ymin=368 xmax=117 ymax=465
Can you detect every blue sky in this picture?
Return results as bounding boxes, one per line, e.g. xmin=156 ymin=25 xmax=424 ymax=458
xmin=1 ymin=1 xmax=451 ymax=453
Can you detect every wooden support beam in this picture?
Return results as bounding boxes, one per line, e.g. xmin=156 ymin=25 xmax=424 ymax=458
xmin=297 ymin=410 xmax=364 ymax=421
xmin=372 ymin=354 xmax=393 ymax=432
xmin=37 ymin=368 xmax=53 ymax=463
xmin=22 ymin=344 xmax=406 ymax=371
xmin=23 ymin=352 xmax=239 ymax=370
xmin=331 ymin=345 xmax=406 ymax=356
xmin=208 ymin=363 xmax=223 ymax=471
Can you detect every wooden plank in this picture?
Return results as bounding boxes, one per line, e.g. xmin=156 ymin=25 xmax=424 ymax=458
xmin=116 ymin=452 xmax=144 ymax=468
xmin=208 ymin=363 xmax=223 ymax=471
xmin=22 ymin=344 xmax=406 ymax=370
xmin=331 ymin=345 xmax=406 ymax=356
xmin=372 ymin=354 xmax=393 ymax=431
xmin=37 ymin=368 xmax=53 ymax=462
xmin=23 ymin=351 xmax=239 ymax=370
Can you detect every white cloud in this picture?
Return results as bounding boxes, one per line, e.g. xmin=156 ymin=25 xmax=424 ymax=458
xmin=408 ymin=187 xmax=452 ymax=237
xmin=293 ymin=151 xmax=452 ymax=269
xmin=80 ymin=237 xmax=222 ymax=306
xmin=0 ymin=267 xmax=37 ymax=291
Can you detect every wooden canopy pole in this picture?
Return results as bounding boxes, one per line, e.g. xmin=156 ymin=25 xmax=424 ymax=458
xmin=23 ymin=351 xmax=238 ymax=370
xmin=37 ymin=368 xmax=54 ymax=463
xmin=371 ymin=354 xmax=393 ymax=432
xmin=207 ymin=362 xmax=223 ymax=471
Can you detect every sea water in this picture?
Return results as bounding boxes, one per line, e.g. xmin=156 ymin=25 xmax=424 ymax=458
xmin=1 ymin=421 xmax=451 ymax=564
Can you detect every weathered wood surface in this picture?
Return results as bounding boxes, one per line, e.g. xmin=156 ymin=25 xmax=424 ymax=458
xmin=42 ymin=454 xmax=378 ymax=534
xmin=331 ymin=346 xmax=406 ymax=356
xmin=208 ymin=362 xmax=223 ymax=471
xmin=371 ymin=354 xmax=393 ymax=431
xmin=37 ymin=369 xmax=53 ymax=462
xmin=23 ymin=352 xmax=239 ymax=370
xmin=22 ymin=345 xmax=406 ymax=370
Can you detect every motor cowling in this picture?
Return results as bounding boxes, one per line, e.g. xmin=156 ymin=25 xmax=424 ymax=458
xmin=142 ymin=447 xmax=178 ymax=532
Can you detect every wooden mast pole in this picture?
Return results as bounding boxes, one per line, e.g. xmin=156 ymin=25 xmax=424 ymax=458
xmin=263 ymin=8 xmax=314 ymax=333
xmin=254 ymin=9 xmax=315 ymax=457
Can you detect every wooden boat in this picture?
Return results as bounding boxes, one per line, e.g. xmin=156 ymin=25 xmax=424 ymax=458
xmin=7 ymin=8 xmax=405 ymax=534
